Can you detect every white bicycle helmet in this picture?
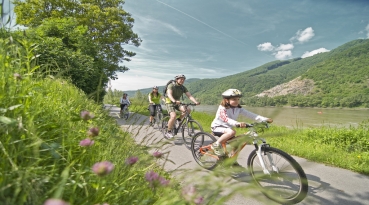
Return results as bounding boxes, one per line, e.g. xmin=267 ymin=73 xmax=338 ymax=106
xmin=153 ymin=86 xmax=159 ymax=89
xmin=221 ymin=89 xmax=242 ymax=98
xmin=174 ymin=74 xmax=186 ymax=80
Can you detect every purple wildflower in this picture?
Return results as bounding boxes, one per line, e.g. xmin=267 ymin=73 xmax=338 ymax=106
xmin=145 ymin=170 xmax=169 ymax=187
xmin=194 ymin=196 xmax=204 ymax=204
xmin=92 ymin=161 xmax=114 ymax=176
xmin=44 ymin=199 xmax=70 ymax=205
xmin=80 ymin=111 xmax=94 ymax=120
xmin=145 ymin=171 xmax=159 ymax=182
xmin=87 ymin=127 xmax=99 ymax=137
xmin=152 ymin=151 xmax=162 ymax=158
xmin=125 ymin=156 xmax=138 ymax=165
xmin=158 ymin=176 xmax=170 ymax=186
xmin=79 ymin=138 xmax=95 ymax=147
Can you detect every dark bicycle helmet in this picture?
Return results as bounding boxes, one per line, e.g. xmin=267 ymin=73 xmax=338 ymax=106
xmin=153 ymin=86 xmax=159 ymax=89
xmin=174 ymin=74 xmax=186 ymax=80
xmin=221 ymin=89 xmax=242 ymax=98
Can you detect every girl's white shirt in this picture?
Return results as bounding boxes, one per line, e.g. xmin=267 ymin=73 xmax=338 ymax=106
xmin=211 ymin=105 xmax=268 ymax=128
xmin=120 ymin=97 xmax=131 ymax=105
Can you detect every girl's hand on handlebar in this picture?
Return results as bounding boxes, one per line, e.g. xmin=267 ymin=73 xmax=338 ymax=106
xmin=266 ymin=118 xmax=273 ymax=123
xmin=238 ymin=122 xmax=247 ymax=128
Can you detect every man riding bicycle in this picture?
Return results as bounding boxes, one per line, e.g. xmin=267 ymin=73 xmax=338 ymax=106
xmin=165 ymin=74 xmax=200 ymax=139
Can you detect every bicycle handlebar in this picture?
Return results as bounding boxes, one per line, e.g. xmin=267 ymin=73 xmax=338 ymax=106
xmin=179 ymin=102 xmax=198 ymax=106
xmin=235 ymin=121 xmax=270 ymax=128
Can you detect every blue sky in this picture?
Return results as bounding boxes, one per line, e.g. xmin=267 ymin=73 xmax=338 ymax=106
xmin=110 ymin=0 xmax=369 ymax=91
xmin=2 ymin=0 xmax=368 ymax=91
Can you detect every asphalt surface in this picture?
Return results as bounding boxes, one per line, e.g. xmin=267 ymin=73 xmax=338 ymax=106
xmin=106 ymin=105 xmax=369 ymax=205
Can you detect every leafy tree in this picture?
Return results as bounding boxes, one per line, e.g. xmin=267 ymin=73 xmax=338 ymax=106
xmin=13 ymin=0 xmax=142 ymax=101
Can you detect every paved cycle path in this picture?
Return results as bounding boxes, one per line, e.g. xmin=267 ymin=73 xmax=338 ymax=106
xmin=106 ymin=105 xmax=369 ymax=205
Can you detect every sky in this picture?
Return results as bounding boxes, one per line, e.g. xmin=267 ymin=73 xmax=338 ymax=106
xmin=109 ymin=0 xmax=369 ymax=91
xmin=2 ymin=0 xmax=369 ymax=91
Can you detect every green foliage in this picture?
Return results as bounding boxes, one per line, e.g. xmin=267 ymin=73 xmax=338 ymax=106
xmin=11 ymin=0 xmax=142 ymax=102
xmin=267 ymin=122 xmax=369 ymax=175
xmin=0 ymin=35 xmax=183 ymax=205
xmin=13 ymin=0 xmax=141 ymax=77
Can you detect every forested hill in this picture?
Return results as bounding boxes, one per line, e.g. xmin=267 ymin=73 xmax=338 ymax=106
xmin=126 ymin=39 xmax=369 ymax=108
xmin=187 ymin=39 xmax=369 ymax=107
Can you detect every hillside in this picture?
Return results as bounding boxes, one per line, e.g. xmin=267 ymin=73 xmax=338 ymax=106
xmin=124 ymin=78 xmax=201 ymax=97
xmin=124 ymin=39 xmax=369 ymax=108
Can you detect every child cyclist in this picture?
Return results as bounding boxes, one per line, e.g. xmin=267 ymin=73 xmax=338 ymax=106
xmin=120 ymin=93 xmax=131 ymax=115
xmin=211 ymin=89 xmax=273 ymax=156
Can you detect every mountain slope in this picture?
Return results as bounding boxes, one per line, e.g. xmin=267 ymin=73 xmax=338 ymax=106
xmin=123 ymin=39 xmax=369 ymax=107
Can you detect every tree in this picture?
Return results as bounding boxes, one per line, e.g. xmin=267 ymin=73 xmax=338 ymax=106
xmin=13 ymin=0 xmax=142 ymax=95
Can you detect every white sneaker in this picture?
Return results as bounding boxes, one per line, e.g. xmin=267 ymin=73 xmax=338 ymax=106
xmin=211 ymin=142 xmax=224 ymax=156
xmin=165 ymin=132 xmax=174 ymax=139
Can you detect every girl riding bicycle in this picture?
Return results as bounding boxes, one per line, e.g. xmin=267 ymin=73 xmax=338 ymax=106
xmin=211 ymin=89 xmax=273 ymax=156
xmin=148 ymin=86 xmax=165 ymax=126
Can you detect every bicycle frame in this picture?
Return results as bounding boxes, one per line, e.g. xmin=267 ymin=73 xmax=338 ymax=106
xmin=198 ymin=123 xmax=278 ymax=175
xmin=172 ymin=103 xmax=195 ymax=135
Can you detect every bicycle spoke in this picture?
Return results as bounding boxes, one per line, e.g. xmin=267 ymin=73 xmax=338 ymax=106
xmin=182 ymin=120 xmax=203 ymax=150
xmin=191 ymin=132 xmax=218 ymax=170
xmin=247 ymin=147 xmax=308 ymax=204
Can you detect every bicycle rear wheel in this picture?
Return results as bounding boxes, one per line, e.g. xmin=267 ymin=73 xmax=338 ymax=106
xmin=161 ymin=116 xmax=171 ymax=139
xmin=155 ymin=112 xmax=164 ymax=129
xmin=191 ymin=132 xmax=218 ymax=170
xmin=182 ymin=120 xmax=203 ymax=150
xmin=247 ymin=146 xmax=308 ymax=204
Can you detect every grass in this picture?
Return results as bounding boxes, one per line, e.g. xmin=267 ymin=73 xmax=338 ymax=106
xmin=123 ymin=99 xmax=369 ymax=176
xmin=0 ymin=37 xmax=185 ymax=204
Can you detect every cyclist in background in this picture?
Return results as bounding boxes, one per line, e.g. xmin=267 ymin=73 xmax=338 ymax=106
xmin=148 ymin=86 xmax=165 ymax=126
xmin=165 ymin=74 xmax=200 ymax=139
xmin=211 ymin=89 xmax=273 ymax=156
xmin=120 ymin=93 xmax=131 ymax=115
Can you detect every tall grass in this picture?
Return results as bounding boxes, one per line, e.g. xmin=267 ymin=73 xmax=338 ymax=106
xmin=0 ymin=35 xmax=183 ymax=204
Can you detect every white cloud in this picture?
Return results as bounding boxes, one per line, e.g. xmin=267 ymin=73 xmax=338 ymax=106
xmin=276 ymin=43 xmax=294 ymax=51
xmin=274 ymin=50 xmax=292 ymax=60
xmin=110 ymin=71 xmax=168 ymax=91
xmin=257 ymin=42 xmax=275 ymax=51
xmin=301 ymin=48 xmax=330 ymax=58
xmin=291 ymin=27 xmax=315 ymax=43
xmin=366 ymin=24 xmax=369 ymax=38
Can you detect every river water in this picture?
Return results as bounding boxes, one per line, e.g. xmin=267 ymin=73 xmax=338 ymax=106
xmin=193 ymin=105 xmax=369 ymax=128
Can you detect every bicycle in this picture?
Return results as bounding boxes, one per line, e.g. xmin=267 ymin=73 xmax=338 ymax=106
xmin=150 ymin=104 xmax=165 ymax=129
xmin=119 ymin=105 xmax=130 ymax=120
xmin=161 ymin=103 xmax=203 ymax=148
xmin=190 ymin=122 xmax=308 ymax=204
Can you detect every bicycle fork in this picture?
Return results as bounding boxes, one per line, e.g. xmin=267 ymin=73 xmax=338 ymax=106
xmin=254 ymin=139 xmax=279 ymax=175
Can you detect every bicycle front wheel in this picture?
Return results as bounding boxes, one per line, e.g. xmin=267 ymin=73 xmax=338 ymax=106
xmin=182 ymin=120 xmax=203 ymax=150
xmin=191 ymin=132 xmax=218 ymax=170
xmin=247 ymin=146 xmax=308 ymax=204
xmin=124 ymin=110 xmax=129 ymax=120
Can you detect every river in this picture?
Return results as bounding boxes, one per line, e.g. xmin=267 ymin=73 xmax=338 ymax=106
xmin=192 ymin=105 xmax=369 ymax=128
